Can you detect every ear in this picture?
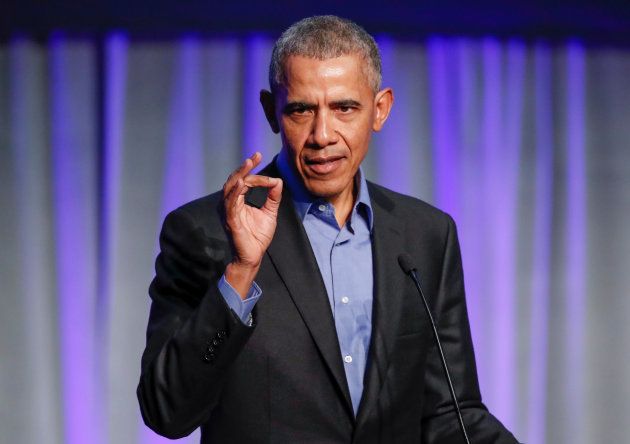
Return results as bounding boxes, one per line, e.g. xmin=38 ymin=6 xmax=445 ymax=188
xmin=372 ymin=87 xmax=394 ymax=132
xmin=260 ymin=89 xmax=280 ymax=134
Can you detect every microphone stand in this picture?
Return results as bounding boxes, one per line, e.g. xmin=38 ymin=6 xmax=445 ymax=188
xmin=399 ymin=254 xmax=471 ymax=444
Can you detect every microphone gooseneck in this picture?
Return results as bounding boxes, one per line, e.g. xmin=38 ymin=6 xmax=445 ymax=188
xmin=397 ymin=253 xmax=471 ymax=444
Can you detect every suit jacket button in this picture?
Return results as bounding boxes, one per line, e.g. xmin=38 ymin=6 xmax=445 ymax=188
xmin=202 ymin=353 xmax=214 ymax=363
xmin=217 ymin=330 xmax=227 ymax=339
xmin=212 ymin=339 xmax=219 ymax=346
xmin=207 ymin=346 xmax=215 ymax=353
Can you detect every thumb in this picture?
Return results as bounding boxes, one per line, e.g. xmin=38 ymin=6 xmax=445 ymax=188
xmin=263 ymin=178 xmax=283 ymax=212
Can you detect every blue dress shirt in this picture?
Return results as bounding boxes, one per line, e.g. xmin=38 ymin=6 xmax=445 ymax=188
xmin=219 ymin=152 xmax=374 ymax=414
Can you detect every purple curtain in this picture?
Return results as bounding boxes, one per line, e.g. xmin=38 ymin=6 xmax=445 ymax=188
xmin=1 ymin=33 xmax=629 ymax=444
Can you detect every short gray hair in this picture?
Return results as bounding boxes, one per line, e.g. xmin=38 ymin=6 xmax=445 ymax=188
xmin=269 ymin=15 xmax=382 ymax=94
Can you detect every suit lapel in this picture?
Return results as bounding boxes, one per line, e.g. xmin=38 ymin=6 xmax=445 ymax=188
xmin=252 ymin=162 xmax=355 ymax=419
xmin=250 ymin=164 xmax=411 ymax=425
xmin=355 ymin=183 xmax=410 ymax=429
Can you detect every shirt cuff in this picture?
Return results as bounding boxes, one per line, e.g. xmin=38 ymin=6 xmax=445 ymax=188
xmin=218 ymin=274 xmax=262 ymax=324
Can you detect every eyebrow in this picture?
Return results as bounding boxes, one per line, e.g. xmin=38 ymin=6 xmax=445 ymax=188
xmin=282 ymin=101 xmax=317 ymax=114
xmin=331 ymin=99 xmax=361 ymax=108
xmin=282 ymin=99 xmax=362 ymax=114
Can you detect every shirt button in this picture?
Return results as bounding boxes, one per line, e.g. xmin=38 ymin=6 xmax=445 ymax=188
xmin=318 ymin=204 xmax=327 ymax=212
xmin=344 ymin=355 xmax=353 ymax=363
xmin=341 ymin=296 xmax=349 ymax=304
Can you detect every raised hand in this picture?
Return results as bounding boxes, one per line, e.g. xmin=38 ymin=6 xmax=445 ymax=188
xmin=222 ymin=152 xmax=283 ymax=299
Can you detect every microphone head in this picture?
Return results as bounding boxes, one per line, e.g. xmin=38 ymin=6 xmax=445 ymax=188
xmin=397 ymin=253 xmax=417 ymax=275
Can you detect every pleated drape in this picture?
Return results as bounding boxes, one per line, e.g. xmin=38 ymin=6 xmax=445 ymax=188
xmin=1 ymin=34 xmax=629 ymax=444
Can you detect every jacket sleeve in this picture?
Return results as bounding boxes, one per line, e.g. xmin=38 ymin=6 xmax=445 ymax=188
xmin=421 ymin=216 xmax=520 ymax=444
xmin=137 ymin=206 xmax=255 ymax=439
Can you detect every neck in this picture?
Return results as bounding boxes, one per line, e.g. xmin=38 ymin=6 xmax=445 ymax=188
xmin=327 ymin=184 xmax=356 ymax=228
xmin=275 ymin=153 xmax=360 ymax=227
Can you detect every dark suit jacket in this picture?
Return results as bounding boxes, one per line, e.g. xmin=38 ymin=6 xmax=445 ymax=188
xmin=137 ymin=163 xmax=518 ymax=443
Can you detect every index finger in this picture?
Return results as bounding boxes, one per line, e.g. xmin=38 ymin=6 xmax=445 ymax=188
xmin=243 ymin=174 xmax=281 ymax=189
xmin=237 ymin=152 xmax=262 ymax=179
xmin=224 ymin=152 xmax=262 ymax=194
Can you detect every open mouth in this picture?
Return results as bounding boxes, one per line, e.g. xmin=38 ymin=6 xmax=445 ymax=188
xmin=304 ymin=155 xmax=344 ymax=175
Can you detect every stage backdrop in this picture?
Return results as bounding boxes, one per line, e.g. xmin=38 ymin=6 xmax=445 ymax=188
xmin=1 ymin=33 xmax=629 ymax=444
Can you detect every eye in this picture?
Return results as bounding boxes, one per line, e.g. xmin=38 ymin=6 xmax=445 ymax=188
xmin=284 ymin=104 xmax=313 ymax=117
xmin=292 ymin=107 xmax=309 ymax=115
xmin=333 ymin=102 xmax=359 ymax=115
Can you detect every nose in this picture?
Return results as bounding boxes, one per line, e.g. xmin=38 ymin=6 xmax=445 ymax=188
xmin=310 ymin=110 xmax=338 ymax=148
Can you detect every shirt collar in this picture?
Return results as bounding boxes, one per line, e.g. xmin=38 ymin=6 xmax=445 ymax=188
xmin=276 ymin=149 xmax=374 ymax=232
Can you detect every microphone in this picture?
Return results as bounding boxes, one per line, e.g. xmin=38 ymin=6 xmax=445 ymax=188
xmin=398 ymin=253 xmax=471 ymax=444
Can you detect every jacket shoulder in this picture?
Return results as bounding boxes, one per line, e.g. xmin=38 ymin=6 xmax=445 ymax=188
xmin=367 ymin=181 xmax=455 ymax=229
xmin=163 ymin=190 xmax=224 ymax=226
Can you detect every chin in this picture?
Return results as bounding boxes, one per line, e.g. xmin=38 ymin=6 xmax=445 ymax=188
xmin=304 ymin=179 xmax=347 ymax=200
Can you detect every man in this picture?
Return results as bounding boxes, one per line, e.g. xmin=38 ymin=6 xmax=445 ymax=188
xmin=137 ymin=15 xmax=519 ymax=443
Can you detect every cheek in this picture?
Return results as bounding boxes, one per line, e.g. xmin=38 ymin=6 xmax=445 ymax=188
xmin=341 ymin=122 xmax=371 ymax=158
xmin=281 ymin=121 xmax=308 ymax=149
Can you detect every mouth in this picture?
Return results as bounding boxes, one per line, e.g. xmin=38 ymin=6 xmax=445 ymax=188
xmin=304 ymin=155 xmax=345 ymax=175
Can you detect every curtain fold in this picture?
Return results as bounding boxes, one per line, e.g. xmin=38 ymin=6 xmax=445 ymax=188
xmin=1 ymin=34 xmax=629 ymax=444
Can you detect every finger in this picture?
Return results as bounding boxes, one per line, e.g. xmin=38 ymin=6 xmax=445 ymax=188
xmin=242 ymin=174 xmax=281 ymax=189
xmin=227 ymin=175 xmax=272 ymax=210
xmin=225 ymin=176 xmax=246 ymax=209
xmin=237 ymin=152 xmax=261 ymax=178
xmin=236 ymin=152 xmax=262 ymax=179
xmin=223 ymin=152 xmax=262 ymax=196
xmin=224 ymin=178 xmax=249 ymax=228
xmin=248 ymin=151 xmax=262 ymax=170
xmin=263 ymin=177 xmax=283 ymax=211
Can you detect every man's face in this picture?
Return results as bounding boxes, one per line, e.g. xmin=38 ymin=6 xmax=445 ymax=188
xmin=262 ymin=54 xmax=392 ymax=203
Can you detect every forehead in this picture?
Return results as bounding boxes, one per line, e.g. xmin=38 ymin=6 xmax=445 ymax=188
xmin=281 ymin=54 xmax=372 ymax=96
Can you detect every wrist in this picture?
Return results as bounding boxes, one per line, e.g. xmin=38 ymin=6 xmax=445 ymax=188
xmin=225 ymin=261 xmax=260 ymax=300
